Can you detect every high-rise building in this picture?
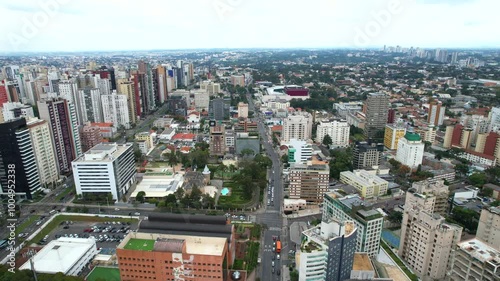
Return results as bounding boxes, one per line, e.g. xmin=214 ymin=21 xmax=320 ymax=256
xmin=298 ymin=219 xmax=357 ymax=281
xmin=428 ymin=101 xmax=445 ymax=126
xmin=209 ymin=98 xmax=227 ymax=121
xmin=130 ymin=73 xmax=142 ymax=117
xmin=363 ymin=93 xmax=389 ymax=138
xmin=117 ymin=80 xmax=137 ymax=125
xmin=0 ymin=118 xmax=41 ymax=199
xmin=395 ymin=132 xmax=425 ymax=169
xmin=58 ymin=81 xmax=84 ymax=125
xmin=101 ymin=91 xmax=131 ymax=129
xmin=72 ymin=143 xmax=135 ymax=201
xmin=26 ymin=117 xmax=59 ymax=186
xmin=282 ymin=112 xmax=313 ymax=142
xmin=230 ymin=75 xmax=245 ymax=87
xmin=38 ymin=98 xmax=82 ymax=174
xmin=78 ymin=88 xmax=103 ymax=123
xmin=447 ymin=238 xmax=500 ymax=281
xmin=200 ymin=81 xmax=221 ymax=95
xmin=117 ymin=214 xmax=234 ymax=281
xmin=316 ymin=119 xmax=350 ymax=147
xmin=383 ymin=123 xmax=406 ymax=150
xmin=340 ymin=170 xmax=388 ymax=199
xmin=80 ymin=125 xmax=104 ymax=153
xmin=409 ymin=179 xmax=449 ymax=216
xmin=475 ymin=206 xmax=500 ymax=251
xmin=154 ymin=65 xmax=168 ymax=104
xmin=399 ymin=186 xmax=462 ymax=280
xmin=415 ymin=125 xmax=437 ymax=144
xmin=288 ymin=159 xmax=330 ymax=204
xmin=488 ymin=107 xmax=500 ymax=133
xmin=2 ymin=102 xmax=34 ymax=122
xmin=138 ymin=60 xmax=156 ymax=112
xmin=237 ymin=102 xmax=248 ymax=119
xmin=387 ymin=108 xmax=396 ymax=124
xmin=352 ymin=141 xmax=384 ymax=169
xmin=323 ymin=193 xmax=383 ymax=258
xmin=209 ymin=125 xmax=226 ymax=157
xmin=193 ymin=90 xmax=209 ymax=112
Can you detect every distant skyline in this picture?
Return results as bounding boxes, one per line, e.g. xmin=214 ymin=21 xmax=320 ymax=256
xmin=0 ymin=0 xmax=498 ymax=53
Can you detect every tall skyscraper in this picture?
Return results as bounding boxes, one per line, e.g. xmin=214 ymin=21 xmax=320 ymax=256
xmin=38 ymin=98 xmax=82 ymax=174
xmin=298 ymin=219 xmax=357 ymax=281
xmin=363 ymin=93 xmax=389 ymax=139
xmin=395 ymin=132 xmax=425 ymax=169
xmin=352 ymin=141 xmax=384 ymax=169
xmin=282 ymin=112 xmax=313 ymax=142
xmin=138 ymin=60 xmax=156 ymax=113
xmin=117 ymin=80 xmax=137 ymax=125
xmin=209 ymin=125 xmax=226 ymax=157
xmin=288 ymin=159 xmax=330 ymax=204
xmin=26 ymin=117 xmax=59 ymax=186
xmin=0 ymin=118 xmax=41 ymax=199
xmin=58 ymin=81 xmax=84 ymax=125
xmin=475 ymin=206 xmax=500 ymax=251
xmin=428 ymin=101 xmax=445 ymax=126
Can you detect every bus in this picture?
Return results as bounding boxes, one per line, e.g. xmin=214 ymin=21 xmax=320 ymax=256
xmin=276 ymin=240 xmax=281 ymax=253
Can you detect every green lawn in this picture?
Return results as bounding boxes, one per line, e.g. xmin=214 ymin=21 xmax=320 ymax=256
xmin=218 ymin=181 xmax=252 ymax=206
xmin=124 ymin=238 xmax=155 ymax=251
xmin=380 ymin=240 xmax=418 ymax=281
xmin=87 ymin=266 xmax=121 ymax=281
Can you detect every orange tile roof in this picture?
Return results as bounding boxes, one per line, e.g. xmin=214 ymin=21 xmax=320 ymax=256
xmin=172 ymin=133 xmax=196 ymax=140
xmin=91 ymin=122 xmax=114 ymax=127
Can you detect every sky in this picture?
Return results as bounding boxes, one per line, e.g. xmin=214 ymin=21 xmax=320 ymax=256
xmin=0 ymin=0 xmax=498 ymax=53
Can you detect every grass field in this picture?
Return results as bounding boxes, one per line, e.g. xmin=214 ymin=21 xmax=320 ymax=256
xmin=124 ymin=238 xmax=155 ymax=251
xmin=87 ymin=266 xmax=121 ymax=281
xmin=217 ymin=181 xmax=251 ymax=206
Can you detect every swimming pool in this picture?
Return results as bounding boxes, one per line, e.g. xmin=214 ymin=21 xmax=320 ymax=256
xmin=221 ymin=187 xmax=230 ymax=196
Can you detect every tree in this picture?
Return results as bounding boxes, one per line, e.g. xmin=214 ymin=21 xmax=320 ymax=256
xmin=241 ymin=148 xmax=255 ymax=157
xmin=455 ymin=163 xmax=469 ymax=177
xmin=469 ymin=172 xmax=487 ymax=187
xmin=164 ymin=194 xmax=177 ymax=205
xmin=388 ymin=211 xmax=403 ymax=223
xmin=136 ymin=191 xmax=146 ymax=203
xmin=167 ymin=151 xmax=178 ymax=171
xmin=174 ymin=187 xmax=185 ymax=201
xmin=480 ymin=187 xmax=493 ymax=197
xmin=322 ymin=134 xmax=332 ymax=147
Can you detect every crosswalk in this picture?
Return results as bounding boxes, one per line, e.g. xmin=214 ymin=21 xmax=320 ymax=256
xmin=269 ymin=227 xmax=281 ymax=231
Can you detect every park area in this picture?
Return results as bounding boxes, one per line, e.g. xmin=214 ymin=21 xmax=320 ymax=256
xmin=217 ymin=181 xmax=253 ymax=208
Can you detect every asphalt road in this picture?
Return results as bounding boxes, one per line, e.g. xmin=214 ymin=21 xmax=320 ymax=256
xmin=248 ymin=93 xmax=284 ymax=280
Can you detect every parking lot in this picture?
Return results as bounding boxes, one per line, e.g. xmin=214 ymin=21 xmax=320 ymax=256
xmin=39 ymin=219 xmax=139 ymax=249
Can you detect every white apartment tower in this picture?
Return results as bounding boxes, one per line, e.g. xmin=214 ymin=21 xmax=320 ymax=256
xmin=316 ymin=119 xmax=350 ymax=147
xmin=475 ymin=207 xmax=500 ymax=251
xmin=26 ymin=117 xmax=59 ymax=185
xmin=102 ymin=91 xmax=131 ymax=129
xmin=396 ymin=132 xmax=425 ymax=169
xmin=282 ymin=112 xmax=313 ymax=142
xmin=72 ymin=143 xmax=136 ymax=200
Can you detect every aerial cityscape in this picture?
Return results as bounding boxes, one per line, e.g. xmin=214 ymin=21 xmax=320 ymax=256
xmin=0 ymin=1 xmax=500 ymax=281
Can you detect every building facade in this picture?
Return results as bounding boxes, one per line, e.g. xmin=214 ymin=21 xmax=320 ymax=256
xmin=237 ymin=102 xmax=248 ymax=119
xmin=26 ymin=117 xmax=59 ymax=186
xmin=447 ymin=239 xmax=500 ymax=281
xmin=363 ymin=93 xmax=389 ymax=138
xmin=475 ymin=207 xmax=500 ymax=251
xmin=395 ymin=132 xmax=425 ymax=169
xmin=288 ymin=161 xmax=329 ymax=204
xmin=316 ymin=119 xmax=350 ymax=147
xmin=323 ymin=193 xmax=383 ymax=258
xmin=383 ymin=123 xmax=406 ymax=150
xmin=298 ymin=219 xmax=357 ymax=281
xmin=102 ymin=91 xmax=131 ymax=129
xmin=352 ymin=142 xmax=384 ymax=170
xmin=38 ymin=98 xmax=82 ymax=174
xmin=209 ymin=126 xmax=226 ymax=157
xmin=428 ymin=101 xmax=445 ymax=126
xmin=287 ymin=139 xmax=313 ymax=164
xmin=0 ymin=118 xmax=41 ymax=199
xmin=282 ymin=112 xmax=313 ymax=142
xmin=339 ymin=170 xmax=388 ymax=198
xmin=80 ymin=125 xmax=103 ymax=153
xmin=72 ymin=143 xmax=136 ymax=200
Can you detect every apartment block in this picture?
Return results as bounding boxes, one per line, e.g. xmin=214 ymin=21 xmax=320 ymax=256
xmin=298 ymin=219 xmax=357 ymax=281
xmin=117 ymin=80 xmax=137 ymax=124
xmin=476 ymin=207 xmax=500 ymax=251
xmin=339 ymin=170 xmax=388 ymax=199
xmin=352 ymin=141 xmax=384 ymax=170
xmin=363 ymin=93 xmax=389 ymax=139
xmin=288 ymin=159 xmax=329 ymax=204
xmin=383 ymin=123 xmax=406 ymax=150
xmin=323 ymin=193 xmax=383 ymax=258
xmin=237 ymin=102 xmax=248 ymax=119
xmin=193 ymin=90 xmax=210 ymax=112
xmin=287 ymin=139 xmax=313 ymax=164
xmin=395 ymin=132 xmax=425 ymax=169
xmin=428 ymin=101 xmax=445 ymax=126
xmin=399 ymin=187 xmax=462 ymax=280
xmin=410 ymin=180 xmax=449 ymax=217
xmin=26 ymin=117 xmax=59 ymax=185
xmin=282 ymin=112 xmax=313 ymax=142
xmin=101 ymin=91 xmax=131 ymax=129
xmin=80 ymin=125 xmax=103 ymax=153
xmin=72 ymin=143 xmax=136 ymax=201
xmin=2 ymin=101 xmax=34 ymax=122
xmin=135 ymin=132 xmax=155 ymax=155
xmin=447 ymin=239 xmax=500 ymax=281
xmin=316 ymin=119 xmax=350 ymax=147
xmin=209 ymin=125 xmax=226 ymax=157
xmin=38 ymin=98 xmax=82 ymax=173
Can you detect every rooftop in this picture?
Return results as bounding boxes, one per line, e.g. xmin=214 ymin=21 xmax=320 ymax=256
xmin=404 ymin=132 xmax=422 ymax=142
xmin=19 ymin=238 xmax=96 ymax=274
xmin=119 ymin=232 xmax=226 ymax=256
xmin=352 ymin=253 xmax=374 ymax=271
xmin=74 ymin=143 xmax=132 ymax=162
xmin=131 ymin=173 xmax=184 ymax=198
xmin=458 ymin=239 xmax=500 ymax=264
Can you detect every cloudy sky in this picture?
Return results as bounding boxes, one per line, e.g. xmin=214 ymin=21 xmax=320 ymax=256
xmin=0 ymin=0 xmax=498 ymax=52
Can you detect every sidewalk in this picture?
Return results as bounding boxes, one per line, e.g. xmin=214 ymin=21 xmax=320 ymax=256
xmin=284 ymin=208 xmax=321 ymax=218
